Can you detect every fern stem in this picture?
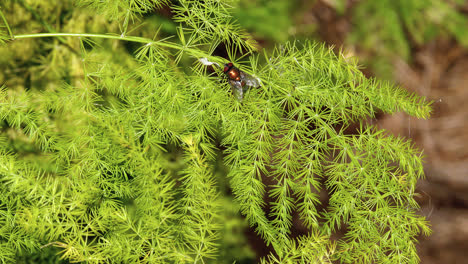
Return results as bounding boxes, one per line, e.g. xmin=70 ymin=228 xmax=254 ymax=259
xmin=13 ymin=32 xmax=219 ymax=62
xmin=17 ymin=0 xmax=67 ymax=43
xmin=0 ymin=7 xmax=13 ymax=39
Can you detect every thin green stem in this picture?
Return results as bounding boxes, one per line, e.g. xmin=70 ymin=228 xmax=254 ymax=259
xmin=17 ymin=0 xmax=67 ymax=43
xmin=16 ymin=0 xmax=80 ymax=54
xmin=0 ymin=8 xmax=13 ymax=39
xmin=14 ymin=32 xmax=221 ymax=64
xmin=16 ymin=33 xmax=159 ymax=44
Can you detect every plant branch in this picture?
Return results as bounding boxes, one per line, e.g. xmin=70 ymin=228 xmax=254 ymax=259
xmin=14 ymin=32 xmax=223 ymax=65
xmin=0 ymin=7 xmax=13 ymax=39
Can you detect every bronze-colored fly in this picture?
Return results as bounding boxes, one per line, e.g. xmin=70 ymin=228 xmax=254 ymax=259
xmin=223 ymin=62 xmax=260 ymax=100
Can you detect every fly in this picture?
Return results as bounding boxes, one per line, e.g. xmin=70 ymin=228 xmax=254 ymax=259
xmin=199 ymin=58 xmax=261 ymax=101
xmin=223 ymin=62 xmax=261 ymax=100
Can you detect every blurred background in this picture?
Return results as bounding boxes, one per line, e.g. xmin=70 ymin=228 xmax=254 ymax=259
xmin=2 ymin=0 xmax=467 ymax=263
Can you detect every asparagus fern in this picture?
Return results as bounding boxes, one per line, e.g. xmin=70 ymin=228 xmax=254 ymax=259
xmin=0 ymin=0 xmax=431 ymax=263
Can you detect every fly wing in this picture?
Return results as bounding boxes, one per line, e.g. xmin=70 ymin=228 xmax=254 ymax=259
xmin=228 ymin=79 xmax=244 ymax=100
xmin=240 ymin=71 xmax=261 ymax=87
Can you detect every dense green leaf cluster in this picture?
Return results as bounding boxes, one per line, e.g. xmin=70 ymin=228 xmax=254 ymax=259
xmin=0 ymin=0 xmax=431 ymax=263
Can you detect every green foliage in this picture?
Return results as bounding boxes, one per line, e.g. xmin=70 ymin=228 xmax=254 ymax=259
xmin=76 ymin=0 xmax=170 ymax=22
xmin=347 ymin=0 xmax=468 ymax=78
xmin=0 ymin=0 xmax=431 ymax=263
xmin=172 ymin=0 xmax=258 ymax=54
xmin=233 ymin=0 xmax=296 ymax=43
